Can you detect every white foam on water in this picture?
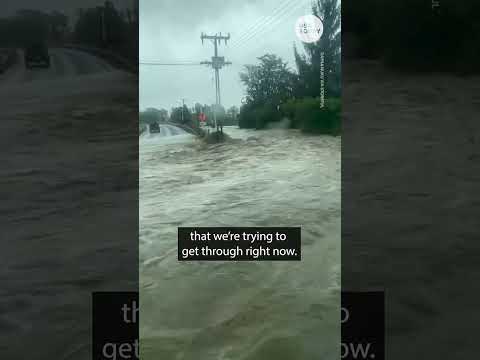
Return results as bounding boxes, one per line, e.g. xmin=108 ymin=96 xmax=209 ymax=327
xmin=140 ymin=127 xmax=341 ymax=359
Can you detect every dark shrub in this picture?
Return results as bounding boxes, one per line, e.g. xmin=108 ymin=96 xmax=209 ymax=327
xmin=292 ymin=98 xmax=341 ymax=135
xmin=239 ymin=102 xmax=281 ymax=129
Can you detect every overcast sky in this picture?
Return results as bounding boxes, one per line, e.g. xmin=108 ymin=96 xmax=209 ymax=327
xmin=139 ymin=0 xmax=317 ymax=111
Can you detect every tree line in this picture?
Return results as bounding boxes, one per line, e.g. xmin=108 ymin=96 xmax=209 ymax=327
xmin=139 ymin=104 xmax=240 ymax=130
xmin=343 ymin=0 xmax=480 ymax=74
xmin=0 ymin=10 xmax=68 ymax=47
xmin=0 ymin=1 xmax=138 ymax=62
xmin=74 ymin=1 xmax=138 ymax=62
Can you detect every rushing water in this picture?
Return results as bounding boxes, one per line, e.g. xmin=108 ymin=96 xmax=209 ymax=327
xmin=140 ymin=125 xmax=341 ymax=360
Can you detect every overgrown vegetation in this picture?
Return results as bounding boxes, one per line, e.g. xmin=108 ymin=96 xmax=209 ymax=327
xmin=0 ymin=10 xmax=67 ymax=47
xmin=139 ymin=102 xmax=239 ymax=135
xmin=343 ymin=0 xmax=480 ymax=74
xmin=0 ymin=1 xmax=138 ymax=64
xmin=281 ymin=98 xmax=341 ymax=135
xmin=73 ymin=1 xmax=138 ymax=63
xmin=239 ymin=0 xmax=341 ymax=135
xmin=139 ymin=108 xmax=168 ymax=125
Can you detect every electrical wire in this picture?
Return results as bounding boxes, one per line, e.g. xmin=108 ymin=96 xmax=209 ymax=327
xmin=229 ymin=0 xmax=309 ymax=52
xmin=228 ymin=0 xmax=295 ymax=48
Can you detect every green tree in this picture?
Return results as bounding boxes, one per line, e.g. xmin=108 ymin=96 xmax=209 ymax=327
xmin=240 ymin=54 xmax=295 ymax=106
xmin=49 ymin=11 xmax=68 ymax=43
xmin=170 ymin=105 xmax=192 ymax=125
xmin=294 ymin=0 xmax=341 ymax=98
xmin=194 ymin=103 xmax=203 ymax=116
xmin=227 ymin=106 xmax=239 ymax=119
xmin=73 ymin=2 xmax=127 ymax=49
xmin=343 ymin=0 xmax=480 ymax=73
xmin=139 ymin=107 xmax=169 ymax=125
xmin=158 ymin=109 xmax=168 ymax=122
xmin=239 ymin=54 xmax=295 ymax=129
xmin=225 ymin=106 xmax=239 ymax=125
xmin=12 ymin=10 xmax=50 ymax=46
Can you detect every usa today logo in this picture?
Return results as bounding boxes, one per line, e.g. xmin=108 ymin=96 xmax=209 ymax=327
xmin=295 ymin=15 xmax=323 ymax=43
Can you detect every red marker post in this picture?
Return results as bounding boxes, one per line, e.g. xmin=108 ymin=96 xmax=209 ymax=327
xmin=198 ymin=112 xmax=207 ymax=127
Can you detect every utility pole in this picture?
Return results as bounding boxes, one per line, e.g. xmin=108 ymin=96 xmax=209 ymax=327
xmin=181 ymin=98 xmax=186 ymax=123
xmin=100 ymin=8 xmax=107 ymax=46
xmin=176 ymin=98 xmax=187 ymax=123
xmin=200 ymin=32 xmax=232 ymax=131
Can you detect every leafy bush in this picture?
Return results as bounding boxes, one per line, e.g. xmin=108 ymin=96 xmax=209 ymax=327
xmin=238 ymin=103 xmax=256 ymax=129
xmin=239 ymin=102 xmax=283 ymax=130
xmin=278 ymin=97 xmax=341 ymax=135
xmin=239 ymin=97 xmax=341 ymax=135
xmin=343 ymin=0 xmax=480 ymax=74
xmin=279 ymin=99 xmax=299 ymax=127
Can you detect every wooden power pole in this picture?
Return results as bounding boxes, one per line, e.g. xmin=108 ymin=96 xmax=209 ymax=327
xmin=200 ymin=32 xmax=232 ymax=131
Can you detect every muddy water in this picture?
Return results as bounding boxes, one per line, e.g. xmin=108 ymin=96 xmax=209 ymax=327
xmin=140 ymin=126 xmax=341 ymax=359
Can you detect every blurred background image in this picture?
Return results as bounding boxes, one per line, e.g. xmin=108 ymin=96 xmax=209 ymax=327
xmin=342 ymin=1 xmax=480 ymax=359
xmin=0 ymin=0 xmax=138 ymax=77
xmin=1 ymin=1 xmax=138 ymax=359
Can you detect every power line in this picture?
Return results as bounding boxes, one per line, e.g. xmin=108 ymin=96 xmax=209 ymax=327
xmin=228 ymin=0 xmax=291 ymax=47
xmin=231 ymin=0 xmax=309 ymax=52
xmin=238 ymin=11 xmax=310 ymax=62
xmin=228 ymin=0 xmax=307 ymax=51
xmin=228 ymin=0 xmax=296 ymax=47
xmin=140 ymin=0 xmax=310 ymax=67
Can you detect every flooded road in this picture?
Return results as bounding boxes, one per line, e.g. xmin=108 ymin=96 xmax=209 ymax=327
xmin=0 ymin=48 xmax=112 ymax=84
xmin=1 ymin=55 xmax=137 ymax=359
xmin=140 ymin=126 xmax=341 ymax=359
